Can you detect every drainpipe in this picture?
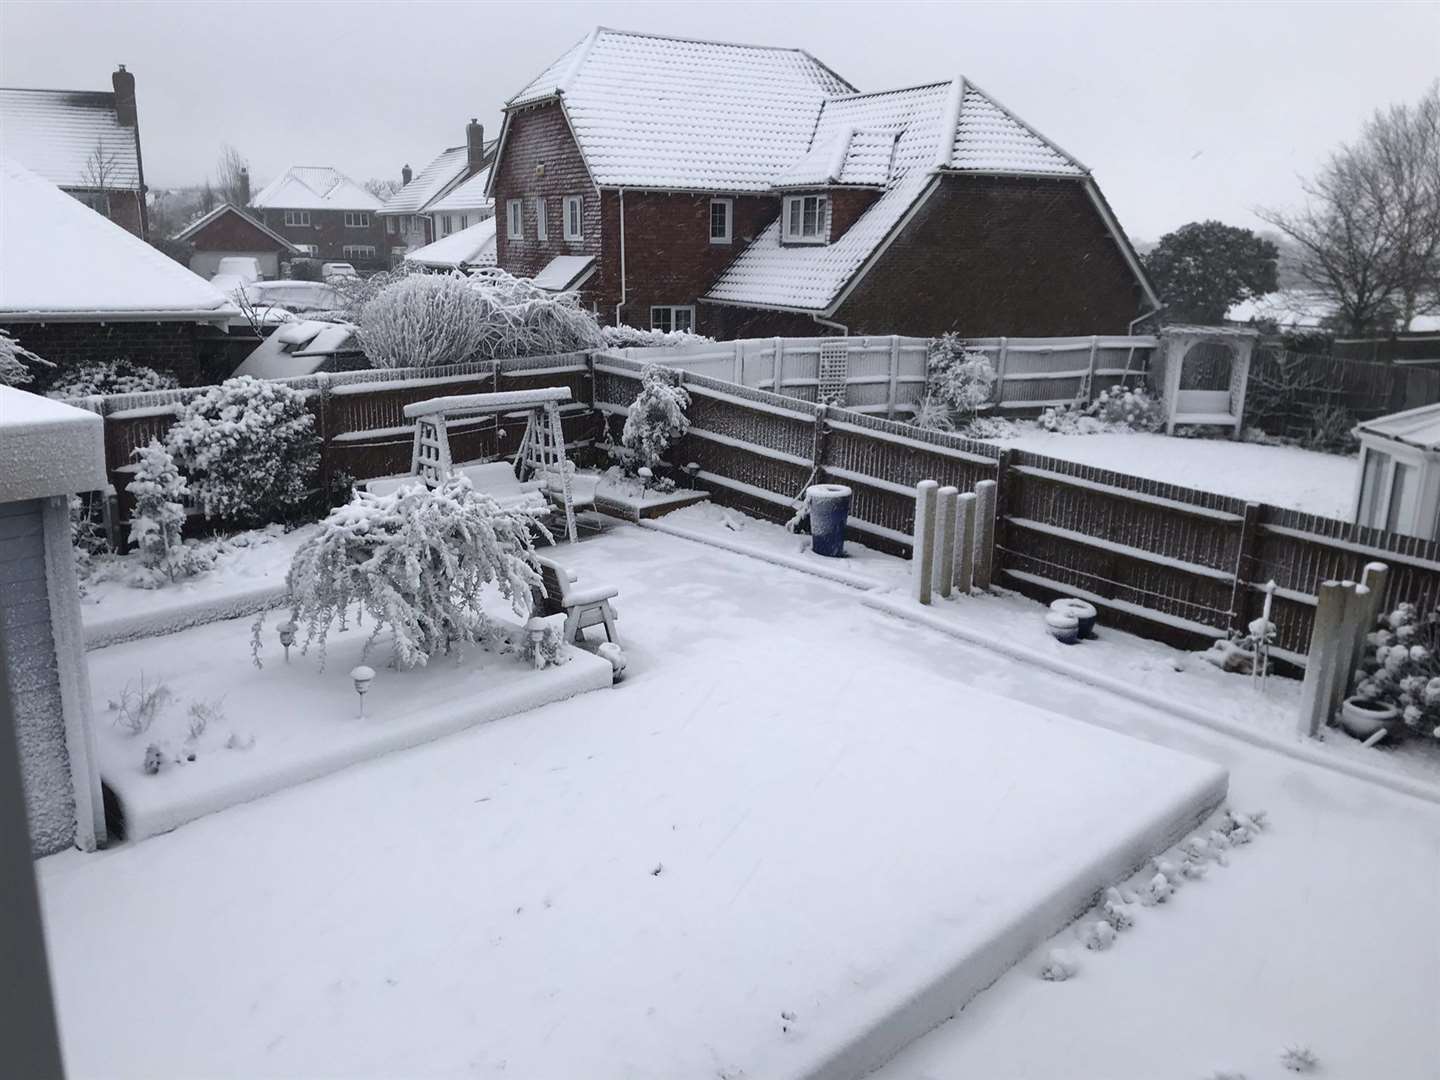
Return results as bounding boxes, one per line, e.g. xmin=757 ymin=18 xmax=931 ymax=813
xmin=614 ymin=188 xmax=627 ymax=328
xmin=812 ymin=313 xmax=849 ymax=336
xmin=1129 ymin=304 xmax=1164 ymax=336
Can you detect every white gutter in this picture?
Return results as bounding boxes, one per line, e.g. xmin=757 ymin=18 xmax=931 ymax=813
xmin=812 ymin=313 xmax=849 ymax=336
xmin=614 ymin=187 xmax=628 ymax=327
xmin=0 ymin=308 xmax=239 ymax=324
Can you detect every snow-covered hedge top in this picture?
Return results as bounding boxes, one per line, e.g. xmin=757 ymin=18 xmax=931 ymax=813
xmin=47 ymin=359 xmax=178 ymax=399
xmin=601 ymin=325 xmax=713 ymax=349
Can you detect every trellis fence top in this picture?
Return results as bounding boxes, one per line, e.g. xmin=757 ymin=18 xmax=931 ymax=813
xmin=402 ymin=386 xmax=572 ymax=419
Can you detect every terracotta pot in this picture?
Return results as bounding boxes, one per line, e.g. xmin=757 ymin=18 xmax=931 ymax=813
xmin=1338 ymin=697 xmax=1400 ymax=741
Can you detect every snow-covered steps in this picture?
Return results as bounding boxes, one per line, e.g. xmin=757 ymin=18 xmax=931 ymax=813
xmin=88 ymin=612 xmax=614 ymax=840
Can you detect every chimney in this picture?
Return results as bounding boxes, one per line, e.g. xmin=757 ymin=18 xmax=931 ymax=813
xmin=401 ymin=163 xmax=413 ymax=186
xmin=112 ymin=64 xmax=137 ymax=128
xmin=466 ymin=118 xmax=485 ymax=171
xmin=238 ymin=166 xmax=250 ymax=206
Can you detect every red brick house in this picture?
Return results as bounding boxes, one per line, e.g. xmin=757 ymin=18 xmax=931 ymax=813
xmin=0 ymin=65 xmax=149 ymax=239
xmin=248 ymin=166 xmax=387 ymax=271
xmin=378 ymin=120 xmax=497 ymax=264
xmin=488 ymin=29 xmax=1159 ymax=338
xmin=172 ymin=203 xmax=300 ymax=280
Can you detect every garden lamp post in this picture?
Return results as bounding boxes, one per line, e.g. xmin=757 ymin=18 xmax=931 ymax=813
xmin=637 ymin=465 xmax=653 ymax=490
xmin=276 ymin=621 xmax=297 ymax=663
xmin=350 ymin=665 xmax=375 ymax=717
xmin=684 ymin=462 xmax=700 ymax=489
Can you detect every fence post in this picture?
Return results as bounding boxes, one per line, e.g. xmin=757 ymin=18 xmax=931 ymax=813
xmin=1084 ymin=335 xmax=1100 ymax=403
xmin=887 ymin=335 xmax=901 ymax=419
xmin=912 ymin=480 xmax=938 ymax=605
xmin=955 ymin=491 xmax=976 ymax=595
xmin=733 ymin=339 xmax=744 ymax=384
xmin=1298 ymin=580 xmax=1351 ymax=737
xmin=934 ymin=486 xmax=959 ymax=598
xmin=1343 ymin=562 xmax=1389 ymax=697
xmin=973 ymin=477 xmax=997 ymax=592
xmin=313 ymin=372 xmax=332 ymax=499
xmin=772 ymin=337 xmax=784 ymax=394
xmin=996 ymin=337 xmax=1009 ymax=406
xmin=1228 ymin=502 xmax=1264 ymax=636
xmin=810 ymin=404 xmax=830 ymax=484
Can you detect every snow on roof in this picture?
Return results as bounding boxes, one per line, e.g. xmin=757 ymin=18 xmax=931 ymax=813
xmin=0 ymin=158 xmax=237 ymax=321
xmin=530 ymin=254 xmax=596 ymax=292
xmin=380 ymin=146 xmax=469 ymax=215
xmin=404 ymin=218 xmax=497 ymax=269
xmin=0 ymin=385 xmax=108 ymax=502
xmin=232 ymin=320 xmax=358 ymax=380
xmin=704 ymin=81 xmax=1090 ymax=312
xmin=427 ymin=167 xmax=494 ymax=214
xmin=504 ymin=28 xmax=855 ymax=191
xmin=249 ymin=165 xmax=381 ymax=211
xmin=1356 ymin=402 xmax=1440 ymax=452
xmin=171 ymin=203 xmax=299 ymax=251
xmin=0 ymin=87 xmax=141 ymax=190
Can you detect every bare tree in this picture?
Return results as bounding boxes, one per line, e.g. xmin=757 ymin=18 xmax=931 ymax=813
xmin=364 ymin=177 xmax=402 ymax=201
xmin=1259 ymin=82 xmax=1440 ymax=335
xmin=215 ymin=144 xmax=249 ymax=207
xmin=81 ymin=138 xmax=121 ymax=211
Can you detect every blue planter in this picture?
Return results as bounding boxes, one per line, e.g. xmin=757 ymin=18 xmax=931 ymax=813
xmin=806 ymin=484 xmax=853 ymax=557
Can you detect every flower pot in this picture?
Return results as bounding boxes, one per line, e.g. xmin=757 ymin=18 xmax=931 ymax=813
xmin=1045 ymin=611 xmax=1080 ymax=645
xmin=805 ymin=484 xmax=852 ymax=558
xmin=1050 ymin=598 xmax=1098 ymax=639
xmin=1338 ymin=697 xmax=1400 ymax=741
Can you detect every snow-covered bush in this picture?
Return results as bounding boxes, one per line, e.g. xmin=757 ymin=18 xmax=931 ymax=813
xmin=256 ymin=475 xmax=546 ymax=670
xmin=910 ymin=394 xmax=955 ymax=433
xmin=925 ymin=334 xmax=996 ymax=420
xmin=1039 ymin=385 xmax=1166 ymax=435
xmin=48 ymin=359 xmax=178 ymax=399
xmin=125 ymin=441 xmax=212 ymax=586
xmin=358 ymin=269 xmax=603 ymax=369
xmin=1353 ymin=602 xmax=1440 ymax=741
xmin=601 ymin=324 xmax=712 ymax=349
xmin=0 ymin=329 xmax=54 ymax=387
xmin=166 ymin=376 xmax=319 ymax=527
xmin=621 ymin=363 xmax=691 ymax=474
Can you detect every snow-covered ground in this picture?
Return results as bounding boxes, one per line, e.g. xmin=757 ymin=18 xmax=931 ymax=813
xmin=39 ymin=521 xmax=1438 ymax=1077
xmin=990 ymin=430 xmax=1358 ymax=519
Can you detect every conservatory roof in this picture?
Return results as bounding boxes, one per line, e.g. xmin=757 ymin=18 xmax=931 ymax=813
xmin=1356 ymin=403 xmax=1440 ymax=452
xmin=530 ymin=254 xmax=595 ymax=292
xmin=404 ymin=217 xmax=497 ymax=269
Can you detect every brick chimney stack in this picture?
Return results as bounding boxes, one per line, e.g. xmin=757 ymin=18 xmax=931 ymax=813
xmin=401 ymin=163 xmax=413 ymax=186
xmin=112 ymin=64 xmax=136 ymax=127
xmin=466 ymin=119 xmax=485 ymax=172
xmin=238 ymin=167 xmax=250 ymax=206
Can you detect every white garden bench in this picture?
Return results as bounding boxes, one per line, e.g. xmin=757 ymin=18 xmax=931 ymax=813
xmin=534 ymin=555 xmax=619 ymax=645
xmin=365 ymin=461 xmax=548 ymax=513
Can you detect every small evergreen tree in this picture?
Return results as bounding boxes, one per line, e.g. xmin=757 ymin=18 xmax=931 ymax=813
xmin=925 ymin=334 xmax=996 ymax=422
xmin=0 ymin=329 xmax=53 ymax=388
xmin=126 ymin=441 xmax=208 ymax=585
xmin=621 ymin=363 xmax=691 ymax=473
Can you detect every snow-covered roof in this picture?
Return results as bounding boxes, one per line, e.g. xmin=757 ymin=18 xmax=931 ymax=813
xmin=1356 ymin=403 xmax=1440 ymax=452
xmin=0 ymin=386 xmax=108 ymax=502
xmin=404 ymin=218 xmax=497 ymax=269
xmin=249 ymin=166 xmax=381 ymax=211
xmin=0 ymin=158 xmax=238 ymax=322
xmin=172 ymin=203 xmax=299 ymax=251
xmin=502 ymin=28 xmax=855 ymax=191
xmin=232 ymin=319 xmax=358 ymax=380
xmin=427 ymin=167 xmax=494 ymax=214
xmin=704 ymin=80 xmax=1101 ymax=313
xmin=381 ymin=146 xmax=467 ymax=215
xmin=530 ymin=254 xmax=596 ymax=292
xmin=0 ymin=86 xmax=141 ymax=190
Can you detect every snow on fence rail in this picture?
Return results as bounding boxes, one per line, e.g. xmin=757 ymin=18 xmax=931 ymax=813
xmin=960 ymin=335 xmax=1158 ymax=410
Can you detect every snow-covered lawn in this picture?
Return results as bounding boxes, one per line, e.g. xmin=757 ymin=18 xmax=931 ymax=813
xmin=38 ymin=520 xmax=1438 ymax=1078
xmin=990 ymin=430 xmax=1358 ymax=519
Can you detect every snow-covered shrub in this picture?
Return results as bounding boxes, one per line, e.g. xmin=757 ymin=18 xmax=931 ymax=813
xmin=621 ymin=363 xmax=691 ymax=474
xmin=257 ymin=475 xmax=546 ymax=670
xmin=1039 ymin=385 xmax=1166 ymax=435
xmin=166 ymin=376 xmax=319 ymax=527
xmin=522 ymin=614 xmax=569 ymax=669
xmin=1304 ymin=404 xmax=1358 ymax=454
xmin=1039 ymin=948 xmax=1079 ymax=981
xmin=925 ymin=334 xmax=996 ymax=420
xmin=48 ymin=359 xmax=178 ymax=399
xmin=1353 ymin=602 xmax=1440 ymax=741
xmin=125 ymin=441 xmax=212 ymax=586
xmin=112 ymin=675 xmax=172 ymax=736
xmin=358 ymin=269 xmax=603 ymax=369
xmin=601 ymin=324 xmax=712 ymax=349
xmin=0 ymin=328 xmax=53 ymax=387
xmin=1280 ymin=1046 xmax=1319 ymax=1073
xmin=960 ymin=415 xmax=1020 ymax=440
xmin=910 ymin=394 xmax=955 ymax=433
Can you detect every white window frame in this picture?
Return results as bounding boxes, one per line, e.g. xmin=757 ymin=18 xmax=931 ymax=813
xmin=341 ymin=244 xmax=376 ymax=260
xmin=709 ymin=198 xmax=733 ymax=244
xmin=459 ymin=214 xmax=469 ymax=230
xmin=535 ymin=197 xmax=547 ymax=241
xmin=650 ymin=305 xmax=696 ymax=334
xmin=781 ymin=194 xmax=828 ymax=244
xmin=563 ymin=195 xmax=583 ymax=241
xmin=284 ymin=209 xmax=311 ymax=227
xmin=441 ymin=214 xmax=454 ymax=236
xmin=385 ymin=216 xmax=398 ymax=235
xmin=507 ymin=199 xmax=523 ymax=239
xmin=293 ymin=243 xmax=319 ymax=257
xmin=344 ymin=211 xmax=370 ymax=228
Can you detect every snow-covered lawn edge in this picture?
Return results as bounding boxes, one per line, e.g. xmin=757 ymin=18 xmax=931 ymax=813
xmin=862 ymin=593 xmax=1440 ymax=807
xmin=84 ymin=581 xmax=288 ymax=650
xmin=114 ymin=648 xmax=613 ymax=840
xmin=637 ymin=518 xmax=885 ymax=591
xmin=792 ymin=768 xmax=1228 ymax=1080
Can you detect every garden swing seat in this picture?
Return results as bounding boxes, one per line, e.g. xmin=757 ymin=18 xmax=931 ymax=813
xmin=533 ymin=556 xmax=620 ymax=645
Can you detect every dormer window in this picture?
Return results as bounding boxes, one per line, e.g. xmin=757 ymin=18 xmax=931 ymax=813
xmin=782 ymin=195 xmax=828 ymax=244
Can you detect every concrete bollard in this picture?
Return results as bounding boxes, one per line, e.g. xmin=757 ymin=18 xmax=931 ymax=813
xmin=973 ymin=478 xmax=997 ymax=592
xmin=955 ymin=491 xmax=976 ymax=595
xmin=934 ymin=486 xmax=959 ymax=598
xmin=912 ymin=480 xmax=938 ymax=605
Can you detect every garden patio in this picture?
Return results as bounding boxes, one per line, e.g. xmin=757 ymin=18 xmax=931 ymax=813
xmin=37 ymin=519 xmax=1440 ymax=1080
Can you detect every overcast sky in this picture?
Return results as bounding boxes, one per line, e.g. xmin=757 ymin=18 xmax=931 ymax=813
xmin=2 ymin=0 xmax=1436 ymax=241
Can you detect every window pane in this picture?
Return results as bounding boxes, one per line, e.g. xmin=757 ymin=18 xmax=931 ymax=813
xmin=1387 ymin=462 xmax=1414 ymax=532
xmin=651 ymin=307 xmax=671 ymax=333
xmin=788 ymin=199 xmax=801 ymax=236
xmin=1359 ymin=450 xmax=1388 ymax=526
xmin=675 ymin=308 xmax=694 ymax=332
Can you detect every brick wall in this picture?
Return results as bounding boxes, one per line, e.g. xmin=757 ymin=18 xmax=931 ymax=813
xmin=188 ymin=209 xmax=289 ymax=255
xmin=254 ymin=208 xmax=389 ymax=270
xmin=1 ymin=320 xmax=227 ymax=388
